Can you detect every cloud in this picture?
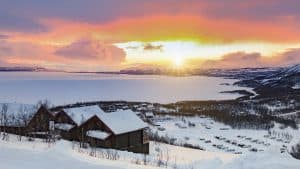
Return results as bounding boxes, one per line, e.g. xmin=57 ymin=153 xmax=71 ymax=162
xmin=0 ymin=38 xmax=127 ymax=71
xmin=54 ymin=38 xmax=126 ymax=65
xmin=143 ymin=43 xmax=163 ymax=51
xmin=126 ymin=46 xmax=139 ymax=50
xmin=0 ymin=11 xmax=47 ymax=33
xmin=0 ymin=34 xmax=10 ymax=40
xmin=2 ymin=1 xmax=300 ymax=44
xmin=201 ymin=48 xmax=300 ymax=69
xmin=2 ymin=0 xmax=300 ymax=24
xmin=274 ymin=48 xmax=300 ymax=66
xmin=202 ymin=52 xmax=264 ymax=68
xmin=0 ymin=56 xmax=9 ymax=66
xmin=0 ymin=43 xmax=13 ymax=56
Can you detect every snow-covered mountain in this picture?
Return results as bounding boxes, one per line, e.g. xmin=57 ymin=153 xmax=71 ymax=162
xmin=204 ymin=64 xmax=300 ymax=98
xmin=259 ymin=64 xmax=300 ymax=89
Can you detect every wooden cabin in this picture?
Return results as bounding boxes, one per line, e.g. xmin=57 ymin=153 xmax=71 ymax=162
xmin=1 ymin=103 xmax=149 ymax=154
xmin=56 ymin=105 xmax=149 ymax=154
xmin=27 ymin=106 xmax=55 ymax=138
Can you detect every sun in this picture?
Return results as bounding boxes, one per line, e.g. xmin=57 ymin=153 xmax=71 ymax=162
xmin=174 ymin=56 xmax=183 ymax=67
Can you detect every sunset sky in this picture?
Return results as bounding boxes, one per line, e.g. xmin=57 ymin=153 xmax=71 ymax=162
xmin=1 ymin=0 xmax=300 ymax=71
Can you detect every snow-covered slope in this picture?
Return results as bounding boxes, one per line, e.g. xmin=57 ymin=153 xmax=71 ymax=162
xmin=0 ymin=135 xmax=299 ymax=169
xmin=280 ymin=64 xmax=300 ymax=76
xmin=266 ymin=65 xmax=299 ymax=87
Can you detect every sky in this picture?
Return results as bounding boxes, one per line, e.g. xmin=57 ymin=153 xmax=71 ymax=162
xmin=0 ymin=0 xmax=300 ymax=71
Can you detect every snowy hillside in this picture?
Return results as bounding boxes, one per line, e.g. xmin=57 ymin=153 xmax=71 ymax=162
xmin=279 ymin=64 xmax=300 ymax=76
xmin=0 ymin=134 xmax=299 ymax=169
xmin=150 ymin=116 xmax=300 ymax=154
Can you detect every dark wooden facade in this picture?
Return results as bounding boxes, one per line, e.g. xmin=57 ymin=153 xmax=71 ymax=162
xmin=54 ymin=111 xmax=76 ymax=125
xmin=27 ymin=106 xmax=54 ymax=132
xmin=1 ymin=106 xmax=54 ymax=137
xmin=1 ymin=106 xmax=149 ymax=154
xmin=53 ymin=111 xmax=77 ymax=139
xmin=67 ymin=115 xmax=149 ymax=154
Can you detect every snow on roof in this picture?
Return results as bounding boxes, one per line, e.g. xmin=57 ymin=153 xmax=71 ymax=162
xmin=54 ymin=123 xmax=75 ymax=131
xmin=63 ymin=105 xmax=148 ymax=134
xmin=63 ymin=105 xmax=102 ymax=126
xmin=96 ymin=109 xmax=148 ymax=135
xmin=86 ymin=130 xmax=111 ymax=140
xmin=0 ymin=103 xmax=37 ymax=127
xmin=145 ymin=112 xmax=154 ymax=117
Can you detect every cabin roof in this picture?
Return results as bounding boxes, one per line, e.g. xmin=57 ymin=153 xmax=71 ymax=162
xmin=96 ymin=109 xmax=148 ymax=135
xmin=63 ymin=105 xmax=102 ymax=126
xmin=63 ymin=105 xmax=148 ymax=135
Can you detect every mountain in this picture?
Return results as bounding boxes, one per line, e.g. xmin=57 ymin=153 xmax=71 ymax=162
xmin=247 ymin=64 xmax=300 ymax=98
xmin=0 ymin=66 xmax=60 ymax=72
xmin=202 ymin=64 xmax=300 ymax=98
xmin=259 ymin=64 xmax=300 ymax=88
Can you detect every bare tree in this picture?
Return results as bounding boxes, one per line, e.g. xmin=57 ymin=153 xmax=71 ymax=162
xmin=143 ymin=154 xmax=149 ymax=165
xmin=165 ymin=149 xmax=170 ymax=168
xmin=156 ymin=151 xmax=164 ymax=167
xmin=1 ymin=104 xmax=9 ymax=140
xmin=79 ymin=114 xmax=86 ymax=148
xmin=36 ymin=99 xmax=52 ymax=109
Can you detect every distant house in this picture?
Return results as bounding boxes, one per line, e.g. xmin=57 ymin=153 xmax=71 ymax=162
xmin=56 ymin=105 xmax=149 ymax=154
xmin=145 ymin=112 xmax=154 ymax=119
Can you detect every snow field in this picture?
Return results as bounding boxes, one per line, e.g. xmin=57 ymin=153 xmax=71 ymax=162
xmin=1 ymin=133 xmax=299 ymax=169
xmin=150 ymin=116 xmax=300 ymax=155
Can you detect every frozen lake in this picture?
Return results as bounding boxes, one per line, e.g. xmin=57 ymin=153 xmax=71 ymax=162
xmin=0 ymin=72 xmax=251 ymax=105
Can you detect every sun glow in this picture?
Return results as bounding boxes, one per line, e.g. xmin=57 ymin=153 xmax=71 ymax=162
xmin=174 ymin=56 xmax=183 ymax=66
xmin=116 ymin=41 xmax=300 ymax=68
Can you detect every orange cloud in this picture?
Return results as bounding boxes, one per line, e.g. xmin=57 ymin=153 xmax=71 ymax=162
xmin=8 ymin=14 xmax=300 ymax=45
xmin=0 ymin=38 xmax=126 ymax=71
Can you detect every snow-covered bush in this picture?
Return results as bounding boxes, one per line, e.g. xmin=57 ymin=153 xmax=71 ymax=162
xmin=290 ymin=142 xmax=300 ymax=160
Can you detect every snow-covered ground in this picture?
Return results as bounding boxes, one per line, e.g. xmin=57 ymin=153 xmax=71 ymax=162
xmin=0 ymin=72 xmax=252 ymax=105
xmin=0 ymin=134 xmax=299 ymax=169
xmin=150 ymin=116 xmax=300 ymax=155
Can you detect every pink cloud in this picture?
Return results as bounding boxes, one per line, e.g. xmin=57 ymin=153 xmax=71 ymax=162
xmin=54 ymin=38 xmax=126 ymax=66
xmin=202 ymin=49 xmax=300 ymax=69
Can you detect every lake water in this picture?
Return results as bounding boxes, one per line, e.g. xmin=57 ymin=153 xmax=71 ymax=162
xmin=0 ymin=72 xmax=251 ymax=105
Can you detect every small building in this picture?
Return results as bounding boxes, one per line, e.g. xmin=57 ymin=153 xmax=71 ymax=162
xmin=55 ymin=105 xmax=149 ymax=154
xmin=145 ymin=112 xmax=154 ymax=119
